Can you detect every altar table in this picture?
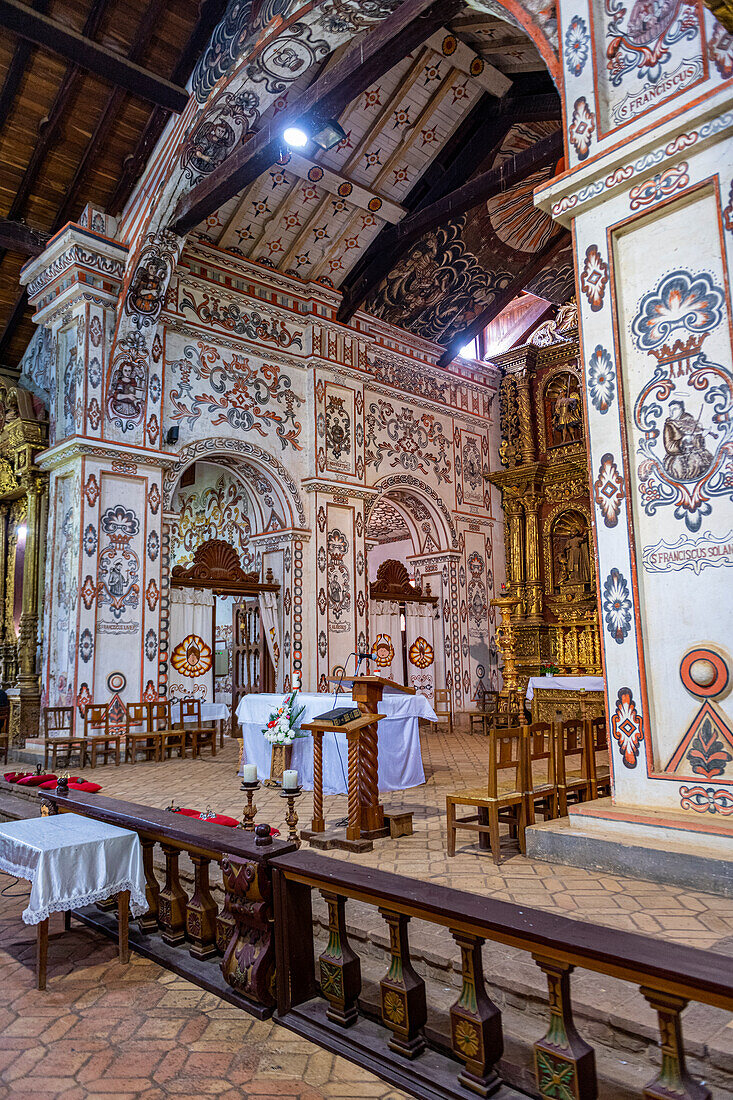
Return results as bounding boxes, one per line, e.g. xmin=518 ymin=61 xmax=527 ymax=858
xmin=525 ymin=676 xmax=605 ymax=724
xmin=0 ymin=813 xmax=147 ymax=987
xmin=236 ymin=692 xmax=435 ymax=793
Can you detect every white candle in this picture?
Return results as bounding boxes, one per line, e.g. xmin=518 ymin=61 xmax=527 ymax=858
xmin=282 ymin=769 xmax=298 ymax=789
xmin=242 ymin=764 xmax=257 ymax=783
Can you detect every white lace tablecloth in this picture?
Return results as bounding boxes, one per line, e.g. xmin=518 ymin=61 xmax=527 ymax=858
xmin=236 ymin=692 xmax=435 ymax=794
xmin=177 ymin=702 xmax=229 ymax=723
xmin=0 ymin=813 xmax=148 ymax=925
xmin=525 ymin=676 xmax=605 ymax=701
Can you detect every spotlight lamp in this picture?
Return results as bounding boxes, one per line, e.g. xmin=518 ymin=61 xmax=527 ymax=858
xmin=311 ymin=119 xmax=346 ymax=151
xmin=283 ymin=125 xmax=309 ymax=149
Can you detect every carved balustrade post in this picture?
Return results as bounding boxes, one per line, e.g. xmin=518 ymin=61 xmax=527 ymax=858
xmin=449 ymin=932 xmax=503 ymax=1097
xmin=220 ymin=854 xmax=275 ymax=1010
xmin=138 ymin=836 xmax=160 ymax=933
xmin=515 ymin=370 xmax=536 ymax=465
xmin=318 ymin=891 xmax=361 ymax=1026
xmin=158 ymin=844 xmax=188 ymax=946
xmin=378 ymin=909 xmax=426 ymax=1059
xmin=533 ymin=957 xmax=597 ymax=1100
xmin=187 ymin=854 xmax=218 ymax=960
xmin=640 ymin=989 xmax=711 ymax=1100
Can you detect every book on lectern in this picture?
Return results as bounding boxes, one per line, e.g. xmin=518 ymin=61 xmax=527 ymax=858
xmin=312 ymin=706 xmax=361 ymax=726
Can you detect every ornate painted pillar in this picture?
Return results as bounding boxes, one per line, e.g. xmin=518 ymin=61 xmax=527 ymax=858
xmin=536 ymin=3 xmax=733 ymax=815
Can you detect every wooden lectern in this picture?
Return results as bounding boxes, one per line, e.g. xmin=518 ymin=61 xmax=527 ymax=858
xmin=302 ymin=675 xmax=414 ymax=850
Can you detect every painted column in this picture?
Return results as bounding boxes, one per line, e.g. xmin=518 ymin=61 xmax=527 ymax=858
xmin=536 ymin=3 xmax=733 ymax=814
xmin=16 ymin=472 xmax=44 ymax=736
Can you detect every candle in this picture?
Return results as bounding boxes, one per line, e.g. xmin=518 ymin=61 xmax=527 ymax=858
xmin=242 ymin=764 xmax=257 ymax=783
xmin=282 ymin=769 xmax=298 ymax=789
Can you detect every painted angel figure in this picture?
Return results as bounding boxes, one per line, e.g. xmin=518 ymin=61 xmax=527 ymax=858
xmin=662 ymin=400 xmax=713 ymax=481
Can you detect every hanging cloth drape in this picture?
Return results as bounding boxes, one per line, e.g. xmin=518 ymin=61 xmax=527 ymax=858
xmin=169 ymin=587 xmax=214 ymax=702
xmin=369 ymin=599 xmax=402 ymax=684
xmin=258 ymin=590 xmax=283 ymax=692
xmin=405 ymin=602 xmax=436 ymax=704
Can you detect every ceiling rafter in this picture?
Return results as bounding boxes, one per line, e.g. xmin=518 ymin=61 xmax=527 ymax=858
xmin=0 ymin=0 xmax=51 ymax=130
xmin=0 ymin=219 xmax=50 ymax=257
xmin=437 ymin=230 xmax=568 ymax=367
xmin=170 ymin=0 xmax=463 ymax=235
xmin=338 ymin=123 xmax=562 ymax=323
xmin=0 ymin=0 xmax=189 ymax=112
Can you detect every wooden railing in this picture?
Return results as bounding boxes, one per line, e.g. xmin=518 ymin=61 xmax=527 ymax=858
xmin=39 ymin=789 xmax=733 ymax=1100
xmin=40 ymin=787 xmax=297 ymax=1018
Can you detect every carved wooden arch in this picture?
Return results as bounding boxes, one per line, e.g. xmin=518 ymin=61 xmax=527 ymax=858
xmin=370 ymin=559 xmax=437 ymax=605
xmin=171 ymin=538 xmax=279 ymax=596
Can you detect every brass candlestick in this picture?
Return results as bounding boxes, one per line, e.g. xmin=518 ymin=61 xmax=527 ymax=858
xmin=240 ymin=779 xmax=260 ymax=831
xmin=280 ymin=785 xmax=302 ymax=847
xmin=490 ymin=589 xmax=522 ymax=693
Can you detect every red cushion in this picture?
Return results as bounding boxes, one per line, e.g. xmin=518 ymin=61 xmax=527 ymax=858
xmin=4 ymin=771 xmax=32 ymax=783
xmin=39 ymin=779 xmax=58 ymax=789
xmin=17 ymin=774 xmax=58 ymax=787
xmin=174 ymin=808 xmax=200 ymax=818
xmin=67 ymin=781 xmax=102 ymax=793
xmin=209 ymin=814 xmax=239 ymax=828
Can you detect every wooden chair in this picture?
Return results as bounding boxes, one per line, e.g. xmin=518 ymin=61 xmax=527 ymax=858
xmin=150 ymin=701 xmax=186 ymax=759
xmin=587 ymin=715 xmax=611 ymax=799
xmin=523 ymin=722 xmax=557 ymax=825
xmin=124 ymin=703 xmax=161 ymax=764
xmin=446 ymin=727 xmax=528 ymax=864
xmin=43 ymin=706 xmax=87 ymax=769
xmin=554 ymin=717 xmax=592 ymax=816
xmin=177 ymin=699 xmax=216 ymax=758
xmin=468 ymin=689 xmax=498 ymax=735
xmin=432 ymin=689 xmax=452 ymax=731
xmin=83 ymin=704 xmax=120 ymax=768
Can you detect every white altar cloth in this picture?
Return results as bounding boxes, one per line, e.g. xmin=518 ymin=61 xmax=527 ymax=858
xmin=0 ymin=813 xmax=147 ymax=926
xmin=236 ymin=692 xmax=436 ymax=794
xmin=178 ymin=702 xmax=229 ymax=722
xmin=525 ymin=676 xmax=605 ymax=701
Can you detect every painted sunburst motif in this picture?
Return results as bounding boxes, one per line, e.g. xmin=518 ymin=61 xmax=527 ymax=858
xmin=485 ymin=122 xmax=559 ymax=253
xmin=171 ymin=634 xmax=213 ymax=677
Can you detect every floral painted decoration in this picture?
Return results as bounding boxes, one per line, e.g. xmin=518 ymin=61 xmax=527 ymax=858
xmin=587 ymin=345 xmax=615 ymax=413
xmin=564 ymin=15 xmax=589 ymax=76
xmin=580 ymin=245 xmax=609 ymax=312
xmin=568 ymin=97 xmax=595 ymax=162
xmin=602 ymin=568 xmax=632 ymax=644
xmin=262 ymin=675 xmax=305 ymax=745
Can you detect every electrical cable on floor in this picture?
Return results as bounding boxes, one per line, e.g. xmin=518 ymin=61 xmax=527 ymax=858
xmin=1 ymin=875 xmax=29 ymax=898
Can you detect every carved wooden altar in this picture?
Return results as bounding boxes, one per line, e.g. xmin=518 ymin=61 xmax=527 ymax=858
xmin=0 ymin=381 xmax=48 ymax=740
xmin=488 ymin=305 xmax=602 ymax=693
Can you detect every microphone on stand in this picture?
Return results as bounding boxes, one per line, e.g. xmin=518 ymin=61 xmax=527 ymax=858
xmin=354 ymin=650 xmax=373 ymax=677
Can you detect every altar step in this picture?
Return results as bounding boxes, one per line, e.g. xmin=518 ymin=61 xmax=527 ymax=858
xmin=525 ymin=797 xmax=733 ymax=898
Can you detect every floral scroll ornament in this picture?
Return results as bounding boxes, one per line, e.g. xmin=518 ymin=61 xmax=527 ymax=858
xmin=611 ymin=686 xmax=643 ymax=768
xmin=565 ymin=15 xmax=589 ymax=76
xmin=580 ymin=245 xmax=608 ymax=312
xmin=680 ymin=785 xmax=733 ymax=814
xmin=587 ymin=345 xmax=616 ymax=413
xmin=594 ymin=453 xmax=625 ymax=528
xmin=602 ymin=567 xmax=632 ymax=643
xmin=631 ymin=270 xmax=733 ymax=532
xmin=568 ymin=97 xmax=595 ymax=162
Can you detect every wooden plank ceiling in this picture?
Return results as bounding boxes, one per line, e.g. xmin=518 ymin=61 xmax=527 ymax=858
xmin=189 ymin=7 xmax=572 ymax=360
xmin=0 ymin=0 xmax=227 ymax=366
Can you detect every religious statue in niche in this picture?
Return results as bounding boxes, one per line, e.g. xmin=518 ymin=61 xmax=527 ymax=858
xmin=552 ymin=510 xmax=592 ymax=593
xmin=544 ymin=371 xmax=583 ymax=447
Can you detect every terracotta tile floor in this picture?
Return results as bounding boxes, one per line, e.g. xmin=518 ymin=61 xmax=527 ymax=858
xmin=0 ymin=882 xmax=409 ymax=1100
xmin=47 ymin=725 xmax=733 ymax=953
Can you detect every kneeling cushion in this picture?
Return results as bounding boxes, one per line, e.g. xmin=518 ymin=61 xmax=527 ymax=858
xmin=17 ymin=773 xmax=58 ymax=787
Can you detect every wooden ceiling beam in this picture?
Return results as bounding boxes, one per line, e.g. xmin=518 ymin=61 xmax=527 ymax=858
xmin=0 ymin=0 xmax=51 ymax=130
xmin=0 ymin=218 xmax=50 ymax=256
xmin=0 ymin=0 xmax=190 ymax=112
xmin=109 ymin=0 xmax=230 ymax=215
xmin=170 ymin=0 xmax=462 ymax=236
xmin=337 ymin=122 xmax=562 ymax=323
xmin=0 ymin=288 xmax=28 ymax=364
xmin=436 ymin=230 xmax=568 ymax=367
xmin=51 ymin=0 xmax=171 ymax=231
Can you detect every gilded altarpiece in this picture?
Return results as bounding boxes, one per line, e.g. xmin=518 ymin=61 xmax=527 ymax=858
xmin=489 ymin=317 xmax=601 ymax=690
xmin=0 ymin=381 xmax=48 ymax=740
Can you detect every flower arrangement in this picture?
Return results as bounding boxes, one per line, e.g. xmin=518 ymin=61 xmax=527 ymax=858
xmin=263 ymin=675 xmax=305 ymax=745
xmin=540 ymin=664 xmax=560 ymax=677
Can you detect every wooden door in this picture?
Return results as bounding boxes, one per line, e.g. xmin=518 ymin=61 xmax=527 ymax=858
xmin=232 ymin=599 xmax=274 ymax=733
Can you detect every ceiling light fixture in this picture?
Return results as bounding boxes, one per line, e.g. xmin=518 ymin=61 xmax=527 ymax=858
xmin=311 ymin=120 xmax=346 ymax=151
xmin=283 ymin=125 xmax=309 ymax=149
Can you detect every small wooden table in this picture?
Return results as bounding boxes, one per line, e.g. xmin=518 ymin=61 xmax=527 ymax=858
xmin=0 ymin=813 xmax=147 ymax=988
